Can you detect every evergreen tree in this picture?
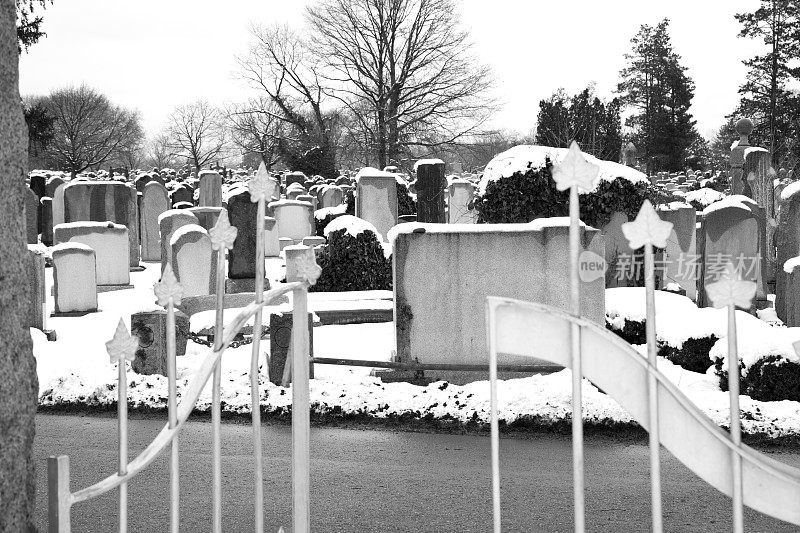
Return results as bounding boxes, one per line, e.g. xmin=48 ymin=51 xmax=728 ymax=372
xmin=535 ymin=85 xmax=622 ymax=162
xmin=617 ymin=19 xmax=701 ymax=172
xmin=734 ymin=0 xmax=800 ymax=167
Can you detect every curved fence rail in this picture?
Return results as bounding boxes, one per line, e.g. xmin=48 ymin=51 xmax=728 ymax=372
xmin=486 ymin=296 xmax=800 ymax=528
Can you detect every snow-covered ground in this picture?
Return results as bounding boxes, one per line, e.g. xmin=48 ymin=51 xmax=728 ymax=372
xmin=33 ymin=262 xmax=800 ymax=438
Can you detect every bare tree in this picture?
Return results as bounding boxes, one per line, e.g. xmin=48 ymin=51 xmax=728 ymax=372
xmin=227 ymin=97 xmax=283 ymax=169
xmin=41 ymin=84 xmax=143 ymax=176
xmin=305 ymin=0 xmax=495 ymax=168
xmin=1 ymin=0 xmax=38 ymax=528
xmin=166 ymin=100 xmax=227 ymax=172
xmin=144 ymin=132 xmax=178 ymax=169
xmin=238 ymin=24 xmax=340 ymax=177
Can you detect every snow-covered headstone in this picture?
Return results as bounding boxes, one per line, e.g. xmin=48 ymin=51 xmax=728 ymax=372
xmin=141 ymin=181 xmax=170 ymax=261
xmin=198 ymin=170 xmax=222 ymax=207
xmin=264 ymin=216 xmax=280 ymax=257
xmin=775 ymin=181 xmax=800 ymax=322
xmin=170 ymin=224 xmax=215 ymax=297
xmin=158 ymin=209 xmax=199 ymax=273
xmin=415 ymin=159 xmax=447 ymax=223
xmin=355 ymin=167 xmax=398 ymax=240
xmin=269 ymin=199 xmax=314 ymax=244
xmin=319 ymin=185 xmax=344 ymax=209
xmin=658 ymin=202 xmax=697 ymax=301
xmin=447 ymin=179 xmax=476 ymax=224
xmin=54 ymin=221 xmax=130 ymax=286
xmin=52 ymin=242 xmax=97 ymax=314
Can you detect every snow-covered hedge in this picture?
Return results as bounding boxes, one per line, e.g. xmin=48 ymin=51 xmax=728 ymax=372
xmin=476 ymin=146 xmax=651 ymax=228
xmin=314 ymin=204 xmax=348 ymax=236
xmin=311 ymin=215 xmax=392 ymax=292
xmin=683 ymin=187 xmax=726 ymax=212
xmin=397 ymin=179 xmax=416 ymax=216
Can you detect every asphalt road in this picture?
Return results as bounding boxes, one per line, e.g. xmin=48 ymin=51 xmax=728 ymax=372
xmin=32 ymin=413 xmax=800 ymax=532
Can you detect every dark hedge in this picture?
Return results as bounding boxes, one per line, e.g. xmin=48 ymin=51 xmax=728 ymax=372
xmin=715 ymin=355 xmax=800 ymax=402
xmin=310 ymin=226 xmax=392 ymax=292
xmin=476 ymin=160 xmax=651 ymax=228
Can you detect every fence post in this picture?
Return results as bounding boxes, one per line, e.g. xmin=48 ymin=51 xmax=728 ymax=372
xmin=48 ymin=455 xmax=71 ymax=533
xmin=285 ymin=244 xmax=317 ymax=533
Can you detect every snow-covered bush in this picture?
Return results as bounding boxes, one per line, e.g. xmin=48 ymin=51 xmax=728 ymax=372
xmin=311 ymin=215 xmax=392 ymax=292
xmin=475 ymin=146 xmax=651 ymax=228
xmin=397 ymin=180 xmax=416 ymax=216
xmin=314 ymin=204 xmax=347 ymax=236
xmin=711 ymin=325 xmax=800 ymax=402
xmin=683 ymin=187 xmax=726 ymax=212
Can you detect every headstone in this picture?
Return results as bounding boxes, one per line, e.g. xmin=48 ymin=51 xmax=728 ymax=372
xmin=29 ymin=173 xmax=46 ymax=199
xmin=279 ymin=237 xmax=294 ymax=251
xmin=447 ymin=179 xmax=476 ymax=224
xmin=24 ymin=245 xmax=47 ymax=332
xmin=141 ymin=181 xmax=170 ymax=262
xmin=415 ymin=159 xmax=447 ymax=223
xmin=40 ymin=197 xmax=53 ymax=246
xmin=268 ymin=312 xmax=314 ymax=385
xmin=355 ymin=168 xmax=398 ymax=240
xmin=61 ymin=181 xmax=139 ymax=267
xmin=658 ymin=203 xmax=697 ymax=301
xmin=25 ymin=187 xmax=38 ymax=244
xmin=398 ymin=214 xmax=417 ymax=223
xmin=173 ymin=201 xmax=193 ymax=210
xmin=198 ymin=170 xmax=223 ymax=207
xmin=131 ymin=309 xmax=190 ymax=375
xmin=158 ymin=210 xmax=199 ymax=273
xmin=188 ymin=206 xmax=223 ymax=232
xmin=730 ymin=118 xmax=753 ymax=195
xmin=45 ymin=176 xmax=65 ymax=199
xmin=601 ymin=212 xmax=636 ymax=288
xmin=286 ymin=183 xmax=306 ymax=200
xmin=170 ymin=224 xmax=215 ymax=297
xmin=335 ymin=175 xmax=351 ymax=187
xmin=52 ymin=182 xmax=66 ymax=227
xmin=171 ymin=184 xmax=194 ymax=207
xmin=700 ymin=196 xmax=767 ymax=309
xmin=775 ymin=182 xmax=800 ymax=321
xmin=302 ymin=236 xmax=325 ymax=247
xmin=743 ymin=147 xmax=776 ymax=280
xmin=228 ymin=189 xmax=259 ymax=279
xmin=296 ymin=194 xmax=316 ymax=211
xmin=54 ymin=222 xmax=130 ymax=286
xmin=285 ymin=171 xmax=307 ymax=188
xmin=319 ymin=185 xmax=344 ymax=209
xmin=52 ymin=243 xmax=97 ymax=314
xmin=269 ymin=199 xmax=314 ymax=243
xmin=265 ymin=216 xmax=280 ymax=258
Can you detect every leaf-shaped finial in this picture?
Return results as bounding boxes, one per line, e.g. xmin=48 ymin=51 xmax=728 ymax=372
xmin=248 ymin=163 xmax=278 ymax=203
xmin=106 ymin=318 xmax=139 ymax=364
xmin=209 ymin=209 xmax=238 ymax=251
xmin=154 ymin=263 xmax=184 ymax=306
xmin=551 ymin=141 xmax=600 ymax=193
xmin=288 ymin=247 xmax=322 ymax=285
xmin=621 ymin=199 xmax=674 ymax=250
xmin=705 ymin=264 xmax=757 ymax=309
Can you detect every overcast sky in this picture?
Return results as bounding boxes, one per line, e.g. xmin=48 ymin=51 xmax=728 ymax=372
xmin=19 ymin=0 xmax=760 ymax=140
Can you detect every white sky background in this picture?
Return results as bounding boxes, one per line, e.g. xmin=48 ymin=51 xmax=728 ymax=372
xmin=19 ymin=0 xmax=760 ymax=141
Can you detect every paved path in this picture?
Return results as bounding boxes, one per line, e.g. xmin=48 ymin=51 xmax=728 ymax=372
xmin=33 ymin=413 xmax=800 ymax=532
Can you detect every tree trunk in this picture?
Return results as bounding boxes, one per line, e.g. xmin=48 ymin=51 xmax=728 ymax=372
xmin=0 ymin=0 xmax=39 ymax=530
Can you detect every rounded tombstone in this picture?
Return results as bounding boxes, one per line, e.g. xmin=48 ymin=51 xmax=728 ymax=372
xmin=735 ymin=117 xmax=754 ymax=137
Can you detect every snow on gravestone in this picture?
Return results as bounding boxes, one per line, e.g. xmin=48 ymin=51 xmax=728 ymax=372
xmin=775 ymin=181 xmax=800 ymax=321
xmin=61 ymin=181 xmax=140 ymax=268
xmin=52 ymin=242 xmax=97 ymax=314
xmin=170 ymin=224 xmax=215 ymax=297
xmin=264 ymin=216 xmax=280 ymax=257
xmin=198 ymin=170 xmax=222 ymax=207
xmin=188 ymin=206 xmax=223 ymax=232
xmin=319 ymin=185 xmax=344 ymax=209
xmin=141 ymin=181 xmax=170 ymax=261
xmin=171 ymin=184 xmax=194 ymax=207
xmin=296 ymin=194 xmax=316 ymax=211
xmin=269 ymin=199 xmax=314 ymax=243
xmin=414 ymin=159 xmax=447 ymax=223
xmin=286 ymin=183 xmax=306 ymax=200
xmin=54 ymin=222 xmax=130 ymax=285
xmin=700 ymin=196 xmax=767 ymax=309
xmin=355 ymin=168 xmax=398 ymax=241
xmin=45 ymin=176 xmax=64 ymax=201
xmin=158 ymin=210 xmax=199 ymax=273
xmin=228 ymin=188 xmax=259 ymax=279
xmin=447 ymin=179 xmax=476 ymax=224
xmin=52 ymin=181 xmax=66 ymax=227
xmin=41 ymin=197 xmax=53 ymax=246
xmin=658 ymin=202 xmax=697 ymax=300
xmin=390 ymin=220 xmax=606 ymax=378
xmin=25 ymin=186 xmax=38 ymax=244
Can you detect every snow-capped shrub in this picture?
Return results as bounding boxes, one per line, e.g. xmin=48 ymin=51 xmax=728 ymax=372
xmin=715 ymin=356 xmax=800 ymax=403
xmin=314 ymin=204 xmax=347 ymax=236
xmin=659 ymin=336 xmax=719 ymax=373
xmin=683 ymin=187 xmax=726 ymax=212
xmin=605 ymin=318 xmax=646 ymax=345
xmin=476 ymin=162 xmax=651 ymax=228
xmin=397 ymin=180 xmax=416 ymax=216
xmin=311 ymin=215 xmax=392 ymax=292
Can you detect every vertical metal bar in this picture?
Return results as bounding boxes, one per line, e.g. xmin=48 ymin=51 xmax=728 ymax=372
xmin=251 ymin=197 xmax=267 ymax=533
xmin=167 ymin=297 xmax=180 ymax=533
xmin=486 ymin=301 xmax=501 ymax=533
xmin=212 ymin=241 xmax=227 ymax=533
xmin=568 ymin=185 xmax=585 ymax=533
xmin=286 ymin=246 xmax=312 ymax=533
xmin=118 ymin=361 xmax=128 ymax=533
xmin=48 ymin=455 xmax=71 ymax=533
xmin=728 ymin=303 xmax=744 ymax=533
xmin=644 ymin=243 xmax=663 ymax=533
